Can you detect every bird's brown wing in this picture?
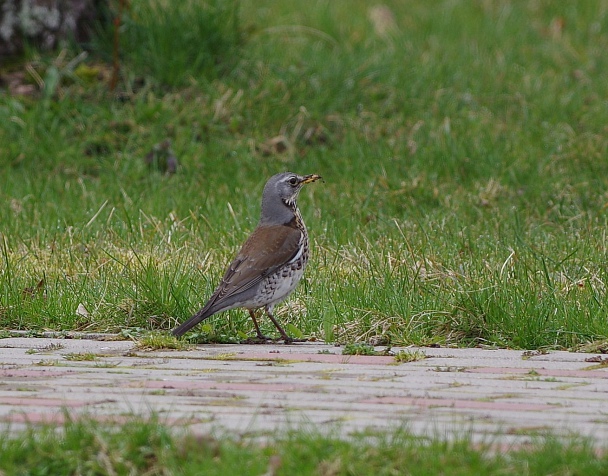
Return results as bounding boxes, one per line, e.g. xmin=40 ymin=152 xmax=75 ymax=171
xmin=172 ymin=224 xmax=302 ymax=337
xmin=203 ymin=223 xmax=302 ymax=311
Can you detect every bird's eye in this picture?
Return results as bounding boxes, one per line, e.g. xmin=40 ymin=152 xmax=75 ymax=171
xmin=288 ymin=177 xmax=298 ymax=186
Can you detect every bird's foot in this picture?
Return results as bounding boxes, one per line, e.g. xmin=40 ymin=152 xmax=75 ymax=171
xmin=244 ymin=335 xmax=274 ymax=345
xmin=282 ymin=336 xmax=309 ymax=344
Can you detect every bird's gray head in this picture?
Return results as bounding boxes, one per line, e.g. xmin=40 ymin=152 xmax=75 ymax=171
xmin=260 ymin=172 xmax=322 ymax=225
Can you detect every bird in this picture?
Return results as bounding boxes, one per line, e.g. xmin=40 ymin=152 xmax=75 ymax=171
xmin=172 ymin=172 xmax=322 ymax=342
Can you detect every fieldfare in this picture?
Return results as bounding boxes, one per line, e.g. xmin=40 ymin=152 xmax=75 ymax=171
xmin=172 ymin=172 xmax=322 ymax=342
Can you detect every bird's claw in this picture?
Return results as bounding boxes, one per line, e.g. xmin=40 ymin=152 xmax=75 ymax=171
xmin=244 ymin=335 xmax=274 ymax=344
xmin=282 ymin=337 xmax=309 ymax=344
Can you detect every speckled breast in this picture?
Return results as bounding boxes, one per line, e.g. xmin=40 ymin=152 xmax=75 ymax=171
xmin=255 ymin=225 xmax=309 ymax=308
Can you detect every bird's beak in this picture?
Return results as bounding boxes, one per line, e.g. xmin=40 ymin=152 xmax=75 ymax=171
xmin=301 ymin=174 xmax=323 ymax=184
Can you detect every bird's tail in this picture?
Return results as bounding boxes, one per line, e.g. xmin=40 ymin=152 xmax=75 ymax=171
xmin=172 ymin=307 xmax=213 ymax=337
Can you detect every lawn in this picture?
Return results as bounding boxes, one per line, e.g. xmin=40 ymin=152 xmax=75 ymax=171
xmin=1 ymin=0 xmax=608 ymax=349
xmin=1 ymin=416 xmax=607 ymax=475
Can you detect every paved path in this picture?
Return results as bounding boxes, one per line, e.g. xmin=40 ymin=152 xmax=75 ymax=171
xmin=0 ymin=337 xmax=607 ymax=446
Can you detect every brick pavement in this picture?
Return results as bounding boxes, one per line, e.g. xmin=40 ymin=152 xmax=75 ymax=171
xmin=0 ymin=337 xmax=607 ymax=446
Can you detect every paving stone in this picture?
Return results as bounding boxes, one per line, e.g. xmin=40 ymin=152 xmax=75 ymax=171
xmin=0 ymin=337 xmax=607 ymax=446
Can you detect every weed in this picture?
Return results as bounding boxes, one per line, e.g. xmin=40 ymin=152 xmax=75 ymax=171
xmin=342 ymin=343 xmax=392 ymax=356
xmin=94 ymin=361 xmax=121 ymax=368
xmin=584 ymin=355 xmax=608 ymax=365
xmin=134 ymin=332 xmax=189 ymax=351
xmin=34 ymin=360 xmax=61 ymax=366
xmin=342 ymin=343 xmax=377 ymax=356
xmin=434 ymin=366 xmax=467 ymax=373
xmin=26 ymin=343 xmax=65 ymax=354
xmin=522 ymin=349 xmax=550 ymax=360
xmin=208 ymin=353 xmax=237 ymax=361
xmin=576 ymin=340 xmax=608 ymax=354
xmin=394 ymin=350 xmax=427 ymax=363
xmin=63 ymin=353 xmax=97 ymax=361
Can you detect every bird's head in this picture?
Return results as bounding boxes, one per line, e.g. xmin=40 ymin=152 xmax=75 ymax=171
xmin=260 ymin=172 xmax=322 ymax=224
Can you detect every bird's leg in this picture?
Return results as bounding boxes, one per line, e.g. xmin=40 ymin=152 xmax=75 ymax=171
xmin=248 ymin=309 xmax=272 ymax=341
xmin=264 ymin=306 xmax=308 ymax=344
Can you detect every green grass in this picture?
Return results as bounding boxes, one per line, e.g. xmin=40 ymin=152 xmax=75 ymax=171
xmin=1 ymin=1 xmax=608 ymax=349
xmin=0 ymin=416 xmax=606 ymax=475
xmin=63 ymin=352 xmax=97 ymax=361
xmin=133 ymin=331 xmax=190 ymax=350
xmin=93 ymin=0 xmax=242 ymax=88
xmin=395 ymin=349 xmax=428 ymax=363
xmin=342 ymin=342 xmax=378 ymax=356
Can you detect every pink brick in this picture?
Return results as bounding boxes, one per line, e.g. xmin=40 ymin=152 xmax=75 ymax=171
xmin=131 ymin=380 xmax=306 ymax=392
